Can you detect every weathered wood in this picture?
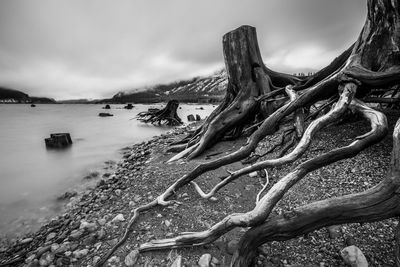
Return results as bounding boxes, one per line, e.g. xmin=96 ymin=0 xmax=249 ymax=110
xmin=98 ymin=112 xmax=113 ymax=117
xmin=45 ymin=133 xmax=72 ymax=148
xmin=137 ymin=100 xmax=182 ymax=126
xmin=232 ymin=114 xmax=395 ymax=267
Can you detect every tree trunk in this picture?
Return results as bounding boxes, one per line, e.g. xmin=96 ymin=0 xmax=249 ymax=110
xmin=171 ymin=26 xmax=303 ymax=160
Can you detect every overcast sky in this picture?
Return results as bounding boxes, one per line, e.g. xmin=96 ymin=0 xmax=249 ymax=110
xmin=0 ymin=0 xmax=366 ymax=100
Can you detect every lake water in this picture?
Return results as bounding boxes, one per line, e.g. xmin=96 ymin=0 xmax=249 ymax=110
xmin=0 ymin=103 xmax=214 ymax=238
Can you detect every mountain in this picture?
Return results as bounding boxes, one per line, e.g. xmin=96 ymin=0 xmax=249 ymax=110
xmin=0 ymin=87 xmax=56 ymax=103
xmin=29 ymin=97 xmax=57 ymax=104
xmin=0 ymin=87 xmax=30 ymax=103
xmin=57 ymin=99 xmax=92 ymax=104
xmin=110 ymin=70 xmax=228 ymax=104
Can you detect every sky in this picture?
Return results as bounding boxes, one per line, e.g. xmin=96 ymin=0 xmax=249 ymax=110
xmin=0 ymin=0 xmax=366 ymax=100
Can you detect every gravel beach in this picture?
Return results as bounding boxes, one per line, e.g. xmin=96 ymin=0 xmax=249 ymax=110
xmin=1 ymin=111 xmax=399 ymax=267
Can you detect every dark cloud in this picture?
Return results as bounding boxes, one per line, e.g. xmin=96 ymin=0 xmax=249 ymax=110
xmin=0 ymin=0 xmax=366 ymax=99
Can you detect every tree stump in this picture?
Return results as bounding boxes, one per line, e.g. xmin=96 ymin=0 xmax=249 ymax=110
xmin=136 ymin=100 xmax=183 ymax=126
xmin=45 ymin=133 xmax=72 ymax=148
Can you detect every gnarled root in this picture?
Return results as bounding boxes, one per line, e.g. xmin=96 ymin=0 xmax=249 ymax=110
xmin=94 ymin=200 xmax=158 ymax=267
xmin=232 ymin=115 xmax=397 ymax=267
xmin=137 ymin=100 xmax=183 ymax=126
xmin=140 ymin=91 xmax=387 ymax=252
xmin=190 ymin=83 xmax=356 ymax=200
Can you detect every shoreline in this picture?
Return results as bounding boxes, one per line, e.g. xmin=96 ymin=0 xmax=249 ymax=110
xmin=0 ymin=114 xmax=398 ymax=266
xmin=0 ymin=103 xmax=210 ymax=242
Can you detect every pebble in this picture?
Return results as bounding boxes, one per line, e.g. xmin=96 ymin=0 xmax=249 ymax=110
xmin=108 ymin=255 xmax=120 ymax=264
xmin=80 ymin=221 xmax=98 ymax=232
xmin=50 ymin=243 xmax=60 ymax=252
xmin=69 ymin=229 xmax=84 ymax=240
xmin=111 ymin=213 xmax=125 ymax=222
xmin=170 ymin=255 xmax=182 ymax=267
xmin=21 ymin=237 xmax=33 ymax=244
xmin=124 ymin=249 xmax=139 ymax=266
xmin=45 ymin=232 xmax=56 ymax=242
xmin=98 ymin=218 xmax=107 ymax=226
xmin=327 ymin=225 xmax=342 ymax=239
xmin=72 ymin=248 xmax=89 ymax=259
xmin=249 ymin=171 xmax=258 ymax=178
xmin=198 ymin=253 xmax=212 ymax=267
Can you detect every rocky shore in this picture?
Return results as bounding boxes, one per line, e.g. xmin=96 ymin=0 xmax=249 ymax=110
xmin=1 ymin=112 xmax=399 ymax=267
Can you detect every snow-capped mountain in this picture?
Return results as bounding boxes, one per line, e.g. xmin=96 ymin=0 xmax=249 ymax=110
xmin=111 ymin=70 xmax=227 ymax=103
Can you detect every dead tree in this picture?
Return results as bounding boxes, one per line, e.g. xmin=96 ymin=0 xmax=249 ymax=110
xmin=136 ymin=99 xmax=183 ymax=126
xmin=96 ymin=0 xmax=400 ymax=266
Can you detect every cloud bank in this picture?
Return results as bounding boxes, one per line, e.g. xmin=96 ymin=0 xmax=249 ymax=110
xmin=0 ymin=0 xmax=366 ymax=100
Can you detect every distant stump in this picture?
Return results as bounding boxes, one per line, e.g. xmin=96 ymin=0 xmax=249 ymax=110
xmin=124 ymin=104 xmax=134 ymax=109
xmin=99 ymin=112 xmax=113 ymax=117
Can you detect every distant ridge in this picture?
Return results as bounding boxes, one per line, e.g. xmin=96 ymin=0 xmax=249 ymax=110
xmin=109 ymin=70 xmax=227 ymax=104
xmin=0 ymin=87 xmax=56 ymax=103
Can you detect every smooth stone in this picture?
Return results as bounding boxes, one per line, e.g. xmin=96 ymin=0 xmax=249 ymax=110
xmin=111 ymin=213 xmax=125 ymax=222
xmin=46 ymin=232 xmax=57 ymax=242
xmin=21 ymin=238 xmax=33 ymax=244
xmin=69 ymin=229 xmax=84 ymax=240
xmin=72 ymin=248 xmax=89 ymax=259
xmin=98 ymin=218 xmax=107 ymax=226
xmin=340 ymin=245 xmax=368 ymax=267
xmin=124 ymin=249 xmax=139 ymax=266
xmin=248 ymin=171 xmax=258 ymax=178
xmin=80 ymin=221 xmax=97 ymax=232
xmin=198 ymin=254 xmax=212 ymax=267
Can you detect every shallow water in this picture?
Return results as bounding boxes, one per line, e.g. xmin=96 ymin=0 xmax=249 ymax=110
xmin=0 ymin=103 xmax=214 ymax=238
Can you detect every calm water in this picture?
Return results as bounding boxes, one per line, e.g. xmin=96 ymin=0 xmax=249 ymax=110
xmin=0 ymin=103 xmax=214 ymax=238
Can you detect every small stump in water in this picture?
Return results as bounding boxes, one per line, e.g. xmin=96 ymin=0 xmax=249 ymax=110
xmin=98 ymin=112 xmax=113 ymax=117
xmin=45 ymin=133 xmax=72 ymax=148
xmin=124 ymin=103 xmax=134 ymax=109
xmin=137 ymin=100 xmax=183 ymax=126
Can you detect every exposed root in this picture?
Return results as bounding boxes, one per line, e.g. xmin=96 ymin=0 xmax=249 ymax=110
xmin=167 ymin=143 xmax=199 ymax=163
xmin=188 ymin=84 xmax=356 ymax=200
xmin=140 ymin=86 xmax=387 ymax=252
xmin=256 ymin=170 xmax=269 ymax=204
xmin=232 ymin=114 xmax=395 ymax=266
xmin=94 ymin=200 xmax=158 ymax=267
